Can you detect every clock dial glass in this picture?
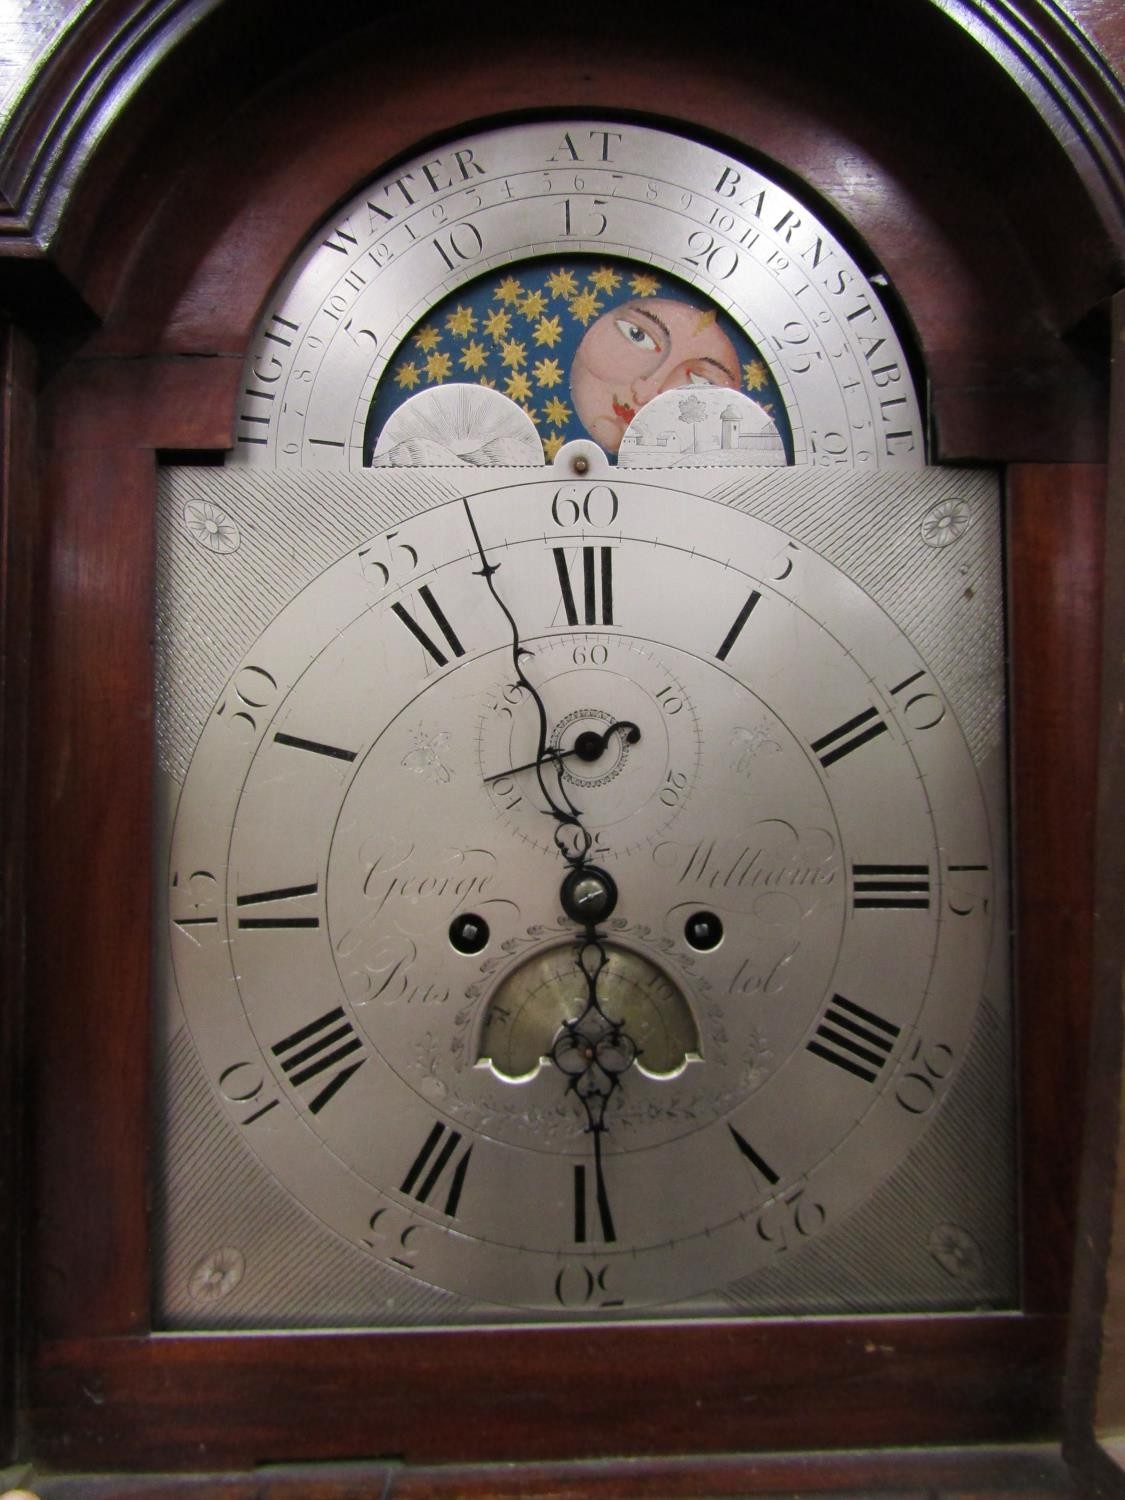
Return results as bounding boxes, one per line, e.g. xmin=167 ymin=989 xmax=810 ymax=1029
xmin=232 ymin=121 xmax=924 ymax=472
xmin=153 ymin=454 xmax=1014 ymax=1326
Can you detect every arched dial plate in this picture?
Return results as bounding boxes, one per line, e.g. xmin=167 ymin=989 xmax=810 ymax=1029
xmin=156 ymin=456 xmax=1011 ymax=1321
xmin=232 ymin=120 xmax=923 ymax=471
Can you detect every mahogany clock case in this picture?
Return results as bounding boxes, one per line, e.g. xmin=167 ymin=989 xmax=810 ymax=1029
xmin=1 ymin=0 xmax=1119 ymax=1482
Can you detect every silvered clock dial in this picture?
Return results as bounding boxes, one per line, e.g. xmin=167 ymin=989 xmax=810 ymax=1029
xmin=230 ymin=120 xmax=924 ymax=472
xmin=153 ymin=451 xmax=1014 ymax=1326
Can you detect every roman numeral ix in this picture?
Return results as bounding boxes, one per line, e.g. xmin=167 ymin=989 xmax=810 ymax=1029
xmin=236 ymin=882 xmax=320 ymax=929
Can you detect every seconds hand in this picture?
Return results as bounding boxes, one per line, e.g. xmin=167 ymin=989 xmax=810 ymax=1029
xmin=483 ymin=721 xmax=640 ymax=784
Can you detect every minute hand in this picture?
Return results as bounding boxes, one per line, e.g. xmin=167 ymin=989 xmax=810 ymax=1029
xmin=461 ymin=495 xmax=588 ymax=861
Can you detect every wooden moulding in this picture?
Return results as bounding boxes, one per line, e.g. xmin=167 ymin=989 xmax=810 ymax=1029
xmin=29 ymin=1316 xmax=1060 ymax=1471
xmin=0 ymin=325 xmax=38 ymax=1463
xmin=1006 ymin=463 xmax=1107 ymax=1313
xmin=1063 ymin=287 xmax=1125 ymax=1493
xmin=21 ymin=1441 xmax=1077 ymax=1498
xmin=28 ymin=442 xmax=156 ymax=1343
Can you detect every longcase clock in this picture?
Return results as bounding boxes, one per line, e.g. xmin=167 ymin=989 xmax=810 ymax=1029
xmin=2 ymin=1 xmax=1121 ymax=1493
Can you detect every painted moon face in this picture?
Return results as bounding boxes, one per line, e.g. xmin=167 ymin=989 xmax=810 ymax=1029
xmin=570 ymin=299 xmax=741 ymax=453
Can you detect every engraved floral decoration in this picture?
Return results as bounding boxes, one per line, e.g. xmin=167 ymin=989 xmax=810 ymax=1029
xmin=183 ymin=498 xmax=241 ymax=554
xmin=920 ymin=496 xmax=971 ymax=548
xmin=188 ymin=1246 xmax=245 ymax=1302
xmin=731 ymin=722 xmax=783 ymax=777
xmin=928 ymin=1222 xmax=983 ymax=1280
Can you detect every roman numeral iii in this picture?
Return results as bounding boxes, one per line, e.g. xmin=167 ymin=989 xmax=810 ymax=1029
xmin=852 ymin=864 xmax=932 ymax=909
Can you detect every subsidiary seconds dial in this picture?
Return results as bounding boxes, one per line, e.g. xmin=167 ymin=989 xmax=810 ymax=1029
xmin=233 ymin=120 xmax=923 ymax=471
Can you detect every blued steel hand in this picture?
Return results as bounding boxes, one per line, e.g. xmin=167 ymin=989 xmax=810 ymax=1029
xmin=464 ymin=494 xmax=639 ymax=1236
xmin=462 ymin=495 xmax=587 ymax=866
xmin=482 ymin=721 xmax=640 ymax=785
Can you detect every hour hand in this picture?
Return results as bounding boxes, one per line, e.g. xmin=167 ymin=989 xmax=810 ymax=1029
xmin=483 ymin=720 xmax=639 ymax=784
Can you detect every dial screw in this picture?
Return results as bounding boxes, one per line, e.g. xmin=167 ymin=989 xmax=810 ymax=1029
xmin=560 ymin=866 xmax=618 ymax=923
xmin=572 ymin=454 xmax=590 ymax=475
xmin=449 ymin=913 xmax=490 ymax=954
xmin=685 ymin=911 xmax=724 ymax=951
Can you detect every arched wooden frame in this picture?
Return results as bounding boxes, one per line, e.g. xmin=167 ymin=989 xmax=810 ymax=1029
xmin=2 ymin=1 xmax=1120 ymax=1488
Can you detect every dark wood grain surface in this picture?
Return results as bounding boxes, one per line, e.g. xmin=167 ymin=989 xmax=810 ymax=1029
xmin=0 ymin=324 xmax=37 ymax=1463
xmin=1007 ymin=464 xmax=1107 ymax=1312
xmin=28 ymin=444 xmax=156 ymax=1340
xmin=28 ymin=1314 xmax=1061 ymax=1470
xmin=1090 ymin=295 xmax=1125 ymax=1435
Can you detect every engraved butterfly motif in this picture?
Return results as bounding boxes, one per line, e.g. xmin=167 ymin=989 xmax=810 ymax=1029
xmin=401 ymin=729 xmax=453 ymax=784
